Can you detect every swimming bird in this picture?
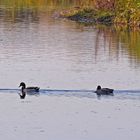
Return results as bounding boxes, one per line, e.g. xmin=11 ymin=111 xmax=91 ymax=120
xmin=95 ymin=85 xmax=114 ymax=96
xmin=19 ymin=82 xmax=40 ymax=93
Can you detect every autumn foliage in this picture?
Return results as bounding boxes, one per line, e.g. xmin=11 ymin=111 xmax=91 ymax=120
xmin=95 ymin=0 xmax=115 ymax=11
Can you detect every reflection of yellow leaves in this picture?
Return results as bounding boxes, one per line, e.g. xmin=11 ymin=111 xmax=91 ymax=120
xmin=93 ymin=25 xmax=140 ymax=64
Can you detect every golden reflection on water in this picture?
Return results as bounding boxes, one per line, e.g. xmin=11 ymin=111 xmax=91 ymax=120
xmin=1 ymin=2 xmax=140 ymax=89
xmin=0 ymin=0 xmax=140 ymax=64
xmin=0 ymin=0 xmax=140 ymax=68
xmin=0 ymin=0 xmax=94 ymax=23
xmin=0 ymin=0 xmax=94 ymax=8
xmin=0 ymin=0 xmax=140 ymax=66
xmin=92 ymin=25 xmax=140 ymax=67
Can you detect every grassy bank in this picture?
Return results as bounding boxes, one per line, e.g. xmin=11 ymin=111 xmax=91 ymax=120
xmin=60 ymin=7 xmax=114 ymax=25
xmin=59 ymin=0 xmax=140 ymax=27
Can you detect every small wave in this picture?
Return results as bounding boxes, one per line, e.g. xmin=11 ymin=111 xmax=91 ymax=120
xmin=0 ymin=89 xmax=140 ymax=100
xmin=0 ymin=88 xmax=140 ymax=93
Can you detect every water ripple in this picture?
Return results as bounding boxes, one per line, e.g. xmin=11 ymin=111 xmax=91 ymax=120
xmin=0 ymin=89 xmax=140 ymax=100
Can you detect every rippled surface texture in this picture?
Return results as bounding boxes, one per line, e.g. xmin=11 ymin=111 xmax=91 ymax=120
xmin=0 ymin=3 xmax=140 ymax=90
xmin=0 ymin=1 xmax=140 ymax=140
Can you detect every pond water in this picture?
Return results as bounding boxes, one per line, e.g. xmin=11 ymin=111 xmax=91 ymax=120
xmin=0 ymin=4 xmax=140 ymax=91
xmin=0 ymin=2 xmax=140 ymax=140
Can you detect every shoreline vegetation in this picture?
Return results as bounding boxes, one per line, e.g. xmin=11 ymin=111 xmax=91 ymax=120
xmin=1 ymin=0 xmax=140 ymax=28
xmin=56 ymin=0 xmax=140 ymax=27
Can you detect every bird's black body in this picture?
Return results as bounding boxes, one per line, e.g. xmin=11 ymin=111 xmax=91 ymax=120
xmin=95 ymin=85 xmax=114 ymax=96
xmin=19 ymin=82 xmax=40 ymax=92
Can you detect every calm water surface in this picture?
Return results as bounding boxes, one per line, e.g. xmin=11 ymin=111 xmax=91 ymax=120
xmin=0 ymin=3 xmax=140 ymax=140
xmin=0 ymin=5 xmax=140 ymax=91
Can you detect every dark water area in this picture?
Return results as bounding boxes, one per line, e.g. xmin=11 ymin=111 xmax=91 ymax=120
xmin=0 ymin=1 xmax=140 ymax=91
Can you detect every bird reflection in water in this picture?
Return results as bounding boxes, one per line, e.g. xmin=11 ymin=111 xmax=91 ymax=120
xmin=18 ymin=91 xmax=26 ymax=99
